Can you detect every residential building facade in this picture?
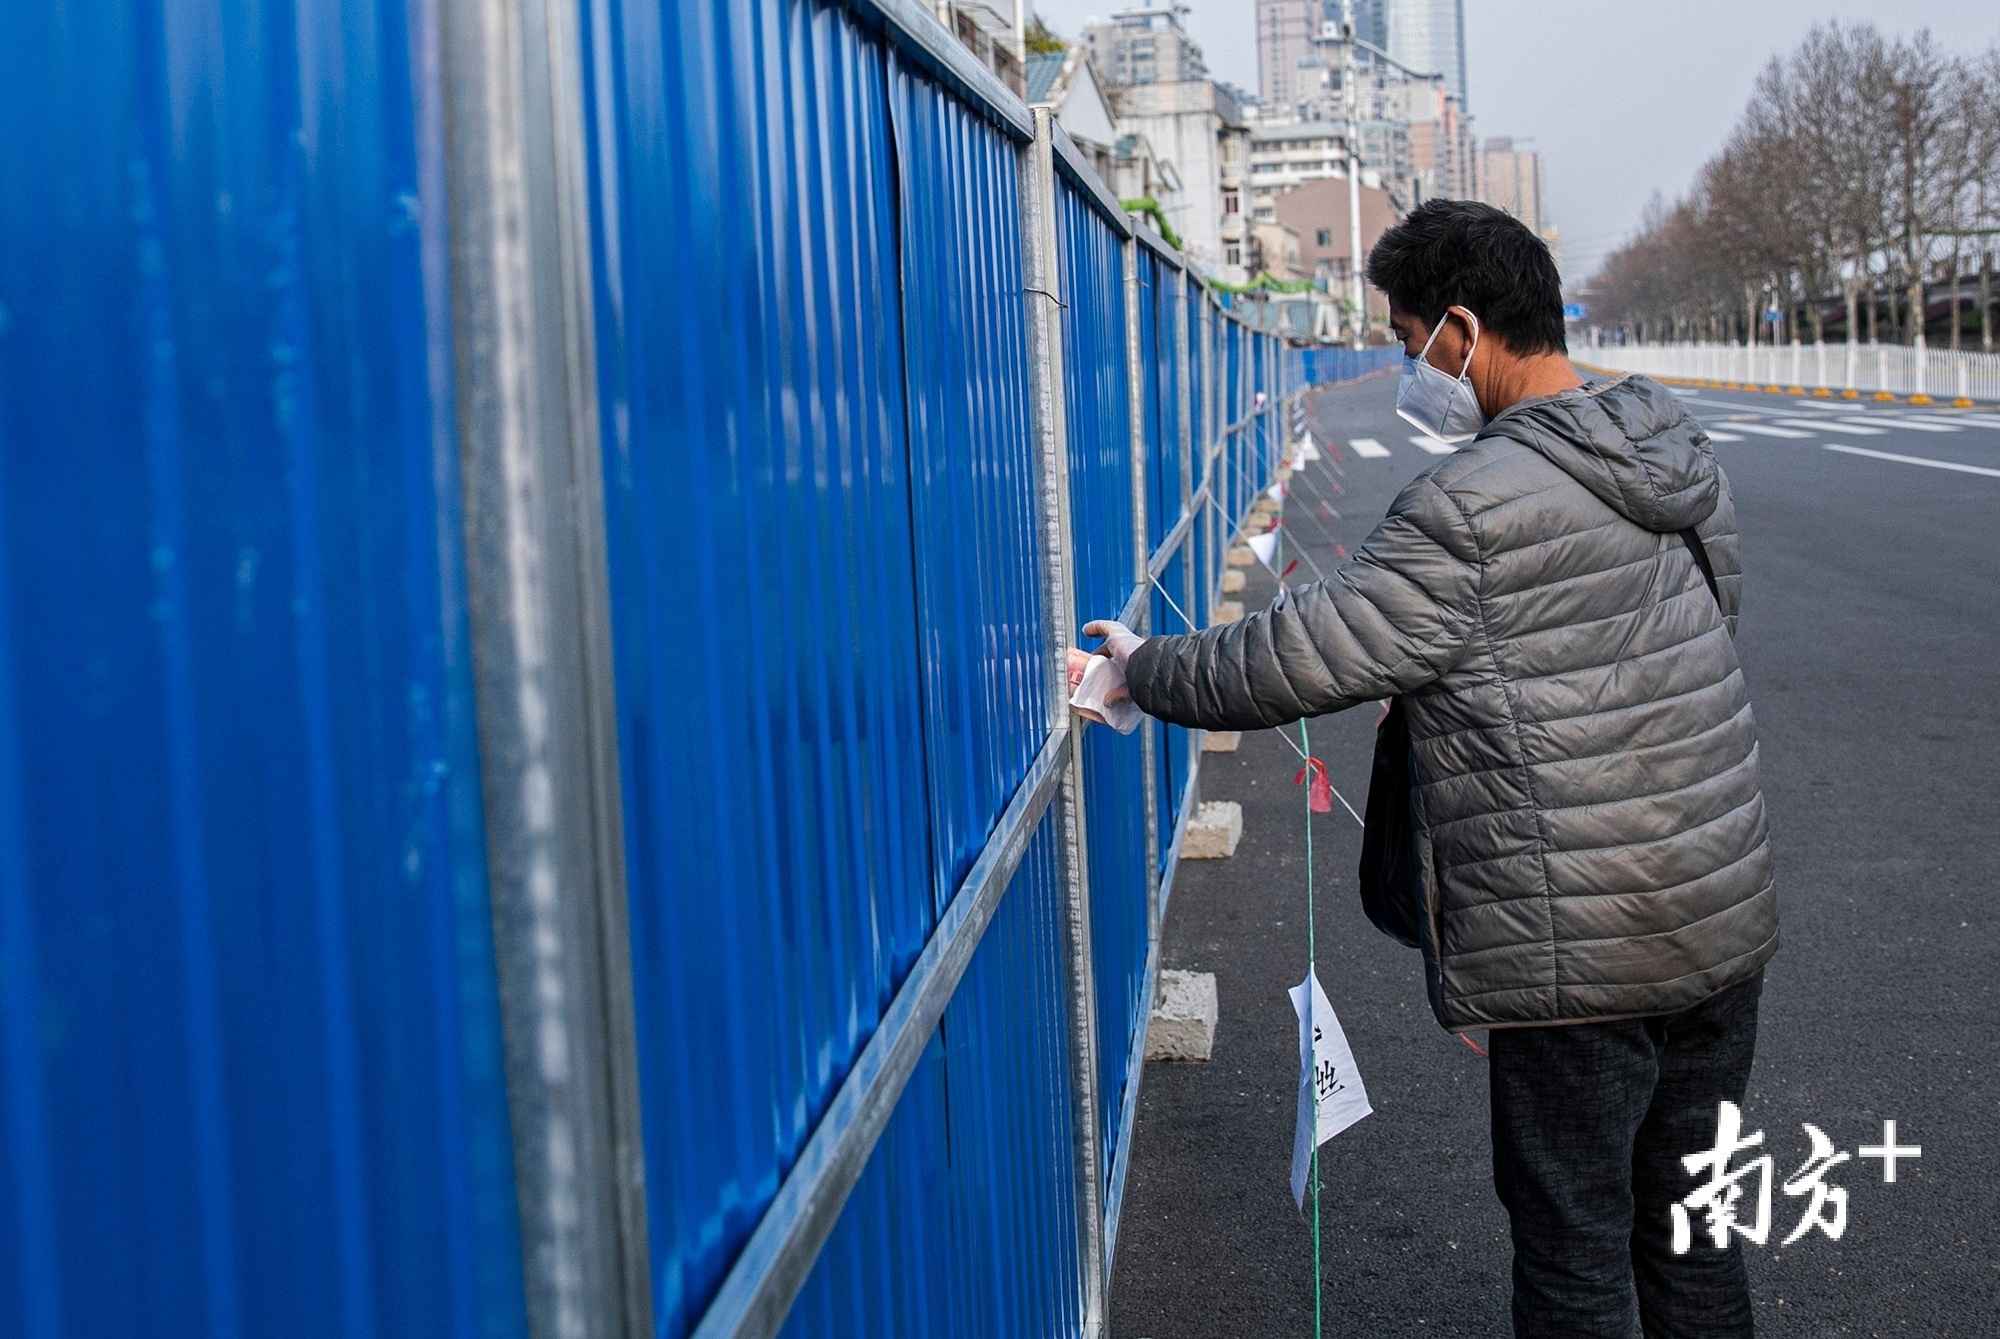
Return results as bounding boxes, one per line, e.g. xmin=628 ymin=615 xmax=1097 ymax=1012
xmin=1083 ymin=3 xmax=1208 ymax=87
xmin=1114 ymin=79 xmax=1252 ymax=282
xmin=1249 ymin=220 xmax=1308 ymax=282
xmin=1270 ymin=174 xmax=1398 ymax=337
xmin=932 ymin=0 xmax=1026 ymax=98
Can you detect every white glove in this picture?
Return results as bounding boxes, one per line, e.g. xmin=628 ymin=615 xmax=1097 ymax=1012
xmin=1081 ymin=619 xmax=1145 ymax=668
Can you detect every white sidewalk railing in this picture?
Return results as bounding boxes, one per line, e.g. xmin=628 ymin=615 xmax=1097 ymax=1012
xmin=1586 ymin=341 xmax=2000 ymax=404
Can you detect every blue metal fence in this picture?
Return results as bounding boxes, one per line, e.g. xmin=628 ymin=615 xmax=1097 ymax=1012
xmin=0 ymin=4 xmax=529 ymax=1337
xmin=0 ymin=1 xmax=1402 ymax=1337
xmin=1303 ymin=345 xmax=1404 ymax=385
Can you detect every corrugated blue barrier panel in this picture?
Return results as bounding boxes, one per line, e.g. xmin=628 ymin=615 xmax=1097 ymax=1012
xmin=1137 ymin=253 xmax=1190 ymax=878
xmin=776 ymin=51 xmax=1066 ymax=1337
xmin=783 ymin=813 xmax=1080 ymax=1338
xmin=1158 ymin=258 xmax=1188 ymax=557
xmin=888 ymin=52 xmax=1046 ymax=914
xmin=1136 ymin=251 xmax=1171 ymax=552
xmin=1301 ymin=346 xmax=1400 ymax=385
xmin=1150 ymin=542 xmax=1191 ymax=884
xmin=0 ymin=4 xmax=530 ymax=1338
xmin=577 ymin=5 xmax=938 ymax=1334
xmin=1187 ymin=293 xmax=1211 ymax=622
xmin=1053 ymin=172 xmax=1148 ymax=1202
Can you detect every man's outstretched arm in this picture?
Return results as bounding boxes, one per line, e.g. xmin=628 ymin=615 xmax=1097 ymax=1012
xmin=1119 ymin=473 xmax=1483 ymax=731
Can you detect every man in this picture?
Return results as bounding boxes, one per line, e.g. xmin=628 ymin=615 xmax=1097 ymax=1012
xmin=1081 ymin=200 xmax=1777 ymax=1337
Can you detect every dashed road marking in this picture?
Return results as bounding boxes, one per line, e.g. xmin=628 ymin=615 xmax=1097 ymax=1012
xmin=1347 ymin=437 xmax=1390 ymax=458
xmin=1850 ymin=415 xmax=1960 ymax=433
xmin=1901 ymin=413 xmax=2000 ymax=430
xmin=1407 ymin=435 xmax=1456 ymax=455
xmin=1723 ymin=422 xmax=1811 ymax=439
xmin=1776 ymin=418 xmax=1883 ymax=436
xmin=1823 ymin=444 xmax=2000 ymax=478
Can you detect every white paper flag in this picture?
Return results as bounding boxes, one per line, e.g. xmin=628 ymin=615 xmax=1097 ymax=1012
xmin=1246 ymin=530 xmax=1280 ymax=573
xmin=1297 ymin=440 xmax=1322 ymax=462
xmin=1265 ymin=480 xmax=1286 ymax=503
xmin=1288 ymin=968 xmax=1372 ymax=1209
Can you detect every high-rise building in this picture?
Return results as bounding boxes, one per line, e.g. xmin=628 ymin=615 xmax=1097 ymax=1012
xmin=1350 ymin=0 xmax=1388 ymax=50
xmin=1254 ymin=0 xmax=1318 ymax=111
xmin=1383 ymin=0 xmax=1467 ymax=111
xmin=1394 ymin=79 xmax=1476 ymax=202
xmin=1259 ymin=0 xmax=1469 ymax=116
xmin=1084 ymin=3 xmax=1208 ymax=88
xmin=1480 ymin=136 xmax=1544 ymax=234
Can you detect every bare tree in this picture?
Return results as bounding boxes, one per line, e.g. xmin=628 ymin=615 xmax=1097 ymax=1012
xmin=1587 ymin=21 xmax=2000 ymax=360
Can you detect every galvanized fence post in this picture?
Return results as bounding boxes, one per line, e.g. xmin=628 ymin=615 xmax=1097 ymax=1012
xmin=1019 ymin=105 xmax=1107 ymax=1339
xmin=1123 ymin=230 xmax=1160 ymax=921
xmin=437 ymin=0 xmax=652 ymax=1336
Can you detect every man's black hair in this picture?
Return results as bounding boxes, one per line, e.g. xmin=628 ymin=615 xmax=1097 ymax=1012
xmin=1364 ymin=199 xmax=1567 ymax=355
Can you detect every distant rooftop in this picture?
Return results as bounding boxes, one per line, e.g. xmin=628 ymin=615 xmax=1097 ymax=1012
xmin=1026 ymin=52 xmax=1066 ymax=105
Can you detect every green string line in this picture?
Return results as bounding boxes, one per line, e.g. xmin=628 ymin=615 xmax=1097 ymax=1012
xmin=1299 ymin=716 xmax=1322 ymax=1339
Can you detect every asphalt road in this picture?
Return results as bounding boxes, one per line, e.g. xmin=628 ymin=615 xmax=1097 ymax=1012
xmin=1108 ymin=373 xmax=2000 ymax=1337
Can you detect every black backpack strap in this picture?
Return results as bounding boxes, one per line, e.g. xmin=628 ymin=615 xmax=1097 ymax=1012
xmin=1678 ymin=528 xmax=1719 ymax=607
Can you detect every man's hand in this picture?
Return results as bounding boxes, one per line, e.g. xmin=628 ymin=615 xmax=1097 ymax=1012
xmin=1081 ymin=619 xmax=1145 ymax=667
xmin=1065 ymin=647 xmax=1134 ymax=726
xmin=1065 ymin=647 xmax=1096 ymax=698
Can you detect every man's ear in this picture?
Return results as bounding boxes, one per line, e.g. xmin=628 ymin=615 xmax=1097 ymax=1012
xmin=1427 ymin=307 xmax=1473 ymax=372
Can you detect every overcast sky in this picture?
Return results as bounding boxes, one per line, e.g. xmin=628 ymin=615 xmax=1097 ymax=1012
xmin=1030 ymin=1 xmax=1998 ymax=283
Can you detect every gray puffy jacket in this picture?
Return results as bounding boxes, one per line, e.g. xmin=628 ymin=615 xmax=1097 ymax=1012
xmin=1127 ymin=374 xmax=1777 ymax=1030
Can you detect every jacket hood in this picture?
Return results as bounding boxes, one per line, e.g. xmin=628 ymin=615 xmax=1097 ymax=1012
xmin=1483 ymin=374 xmax=1720 ymax=533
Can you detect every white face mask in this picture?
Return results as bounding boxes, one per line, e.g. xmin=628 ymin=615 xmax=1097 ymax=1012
xmin=1395 ymin=308 xmax=1487 ymax=445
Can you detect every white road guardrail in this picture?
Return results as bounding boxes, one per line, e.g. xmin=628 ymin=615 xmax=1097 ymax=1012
xmin=1586 ymin=341 xmax=2000 ymax=405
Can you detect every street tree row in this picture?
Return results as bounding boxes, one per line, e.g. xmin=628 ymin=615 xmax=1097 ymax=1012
xmin=1592 ymin=22 xmax=2000 ymax=351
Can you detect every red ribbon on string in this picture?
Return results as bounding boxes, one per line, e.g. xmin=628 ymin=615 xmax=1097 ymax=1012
xmin=1457 ymin=1031 xmax=1488 ymax=1057
xmin=1281 ymin=559 xmax=1299 ymax=579
xmin=1333 ymin=543 xmax=1348 ymax=559
xmin=1292 ymin=756 xmax=1333 ymax=813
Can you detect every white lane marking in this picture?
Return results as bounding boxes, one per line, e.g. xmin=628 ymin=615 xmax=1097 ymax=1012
xmin=1671 ymin=388 xmax=1697 ymax=396
xmin=1850 ymin=415 xmax=1959 ymax=433
xmin=1823 ymin=444 xmax=2000 ymax=478
xmin=1407 ymin=435 xmax=1456 ymax=455
xmin=1776 ymin=418 xmax=1883 ymax=435
xmin=1704 ymin=430 xmax=1745 ymax=442
xmin=1722 ymin=422 xmax=1811 ymax=439
xmin=1788 ymin=399 xmax=1855 ymax=411
xmin=1347 ymin=437 xmax=1391 ymax=458
xmin=1902 ymin=413 xmax=2000 ymax=430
